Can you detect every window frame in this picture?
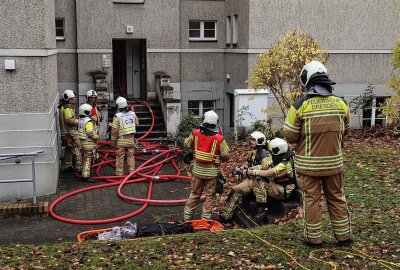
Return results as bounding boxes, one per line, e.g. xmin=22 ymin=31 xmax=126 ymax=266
xmin=362 ymin=96 xmax=388 ymax=127
xmin=55 ymin=18 xmax=65 ymax=41
xmin=189 ymin=20 xmax=217 ymax=42
xmin=188 ymin=100 xmax=216 ymax=118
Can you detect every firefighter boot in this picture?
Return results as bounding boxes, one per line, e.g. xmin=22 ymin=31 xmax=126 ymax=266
xmin=254 ymin=203 xmax=267 ymax=220
xmin=211 ymin=213 xmax=231 ymax=225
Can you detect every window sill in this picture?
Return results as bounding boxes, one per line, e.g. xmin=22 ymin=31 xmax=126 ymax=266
xmin=189 ymin=39 xmax=218 ymax=42
xmin=113 ymin=0 xmax=144 ymax=3
xmin=56 ymin=37 xmax=65 ymax=41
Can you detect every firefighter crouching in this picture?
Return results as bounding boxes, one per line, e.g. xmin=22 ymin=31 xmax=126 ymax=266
xmin=58 ymin=90 xmax=82 ymax=173
xmin=78 ymin=104 xmax=99 ymax=183
xmin=213 ymin=131 xmax=272 ymax=223
xmin=245 ymin=138 xmax=296 ymax=219
xmin=111 ymin=97 xmax=139 ymax=176
xmin=183 ymin=110 xmax=230 ymax=221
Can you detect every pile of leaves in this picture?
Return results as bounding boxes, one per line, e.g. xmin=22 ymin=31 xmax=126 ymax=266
xmin=0 ymin=136 xmax=399 ymax=269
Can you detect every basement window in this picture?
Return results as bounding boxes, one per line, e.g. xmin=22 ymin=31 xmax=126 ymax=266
xmin=188 ymin=100 xmax=215 ymax=118
xmin=362 ymin=97 xmax=388 ymax=127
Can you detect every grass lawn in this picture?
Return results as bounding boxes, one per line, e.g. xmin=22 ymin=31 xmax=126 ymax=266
xmin=0 ymin=137 xmax=399 ymax=269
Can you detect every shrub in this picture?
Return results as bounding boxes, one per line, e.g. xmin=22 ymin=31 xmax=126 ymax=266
xmin=251 ymin=119 xmax=283 ymax=140
xmin=175 ymin=113 xmax=201 ymax=163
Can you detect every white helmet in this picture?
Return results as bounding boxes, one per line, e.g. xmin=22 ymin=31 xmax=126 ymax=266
xmin=269 ymin=138 xmax=288 ymax=155
xmin=79 ymin=103 xmax=93 ymax=116
xmin=62 ymin=89 xmax=76 ymax=101
xmin=250 ymin=131 xmax=266 ymax=146
xmin=86 ymin=89 xmax=98 ymax=99
xmin=202 ymin=110 xmax=218 ymax=126
xmin=116 ymin=97 xmax=128 ymax=109
xmin=300 ymin=60 xmax=328 ymax=87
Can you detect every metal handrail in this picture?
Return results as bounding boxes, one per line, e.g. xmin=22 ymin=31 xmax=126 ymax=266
xmin=0 ymin=150 xmax=44 ymax=205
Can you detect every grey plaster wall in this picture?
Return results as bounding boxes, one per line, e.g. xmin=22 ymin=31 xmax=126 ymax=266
xmin=148 ymin=53 xmax=180 ymax=92
xmin=248 ymin=0 xmax=400 ymax=49
xmin=181 ymin=52 xmax=224 ymax=82
xmin=224 ymin=53 xmax=249 ymax=90
xmin=57 ymin=54 xmax=78 ymax=83
xmin=77 ymin=54 xmax=109 ymax=83
xmin=328 ymin=54 xmax=393 ymax=84
xmin=55 ymin=0 xmax=77 ymax=49
xmin=247 ymin=53 xmax=393 ymax=89
xmin=75 ymin=0 xmax=180 ymax=49
xmin=0 ymin=56 xmax=58 ymax=113
xmin=0 ymin=0 xmax=56 ymax=49
xmin=180 ymin=0 xmax=226 ymax=49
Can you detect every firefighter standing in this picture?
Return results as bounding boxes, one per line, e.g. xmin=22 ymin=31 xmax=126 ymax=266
xmin=85 ymin=90 xmax=103 ymax=127
xmin=85 ymin=90 xmax=102 ymax=162
xmin=183 ymin=110 xmax=230 ymax=221
xmin=213 ymin=131 xmax=272 ymax=223
xmin=111 ymin=97 xmax=139 ymax=176
xmin=284 ymin=60 xmax=352 ymax=247
xmin=58 ymin=90 xmax=82 ymax=173
xmin=78 ymin=104 xmax=99 ymax=183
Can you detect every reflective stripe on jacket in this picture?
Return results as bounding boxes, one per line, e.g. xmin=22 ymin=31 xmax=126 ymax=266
xmin=284 ymin=95 xmax=351 ymax=176
xmin=78 ymin=117 xmax=93 ymax=141
xmin=193 ymin=129 xmax=223 ymax=165
xmin=114 ymin=111 xmax=137 ymax=136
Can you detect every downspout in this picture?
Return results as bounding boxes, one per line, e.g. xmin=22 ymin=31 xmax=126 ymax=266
xmin=75 ymin=0 xmax=79 ymax=104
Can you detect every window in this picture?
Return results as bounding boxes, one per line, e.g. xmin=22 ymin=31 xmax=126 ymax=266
xmin=188 ymin=100 xmax=215 ymax=118
xmin=189 ymin=21 xmax=217 ymax=41
xmin=362 ymin=97 xmax=388 ymax=127
xmin=55 ymin=18 xmax=65 ymax=40
xmin=113 ymin=0 xmax=144 ymax=3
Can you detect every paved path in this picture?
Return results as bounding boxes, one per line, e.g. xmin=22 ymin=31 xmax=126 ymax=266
xmin=0 ymin=156 xmax=201 ymax=245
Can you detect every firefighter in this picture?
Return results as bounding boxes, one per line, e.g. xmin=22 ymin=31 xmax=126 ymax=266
xmin=85 ymin=90 xmax=103 ymax=127
xmin=58 ymin=90 xmax=82 ymax=173
xmin=284 ymin=60 xmax=352 ymax=247
xmin=111 ymin=97 xmax=139 ymax=176
xmin=183 ymin=110 xmax=230 ymax=221
xmin=85 ymin=90 xmax=102 ymax=163
xmin=78 ymin=103 xmax=99 ymax=183
xmin=213 ymin=131 xmax=272 ymax=223
xmin=246 ymin=137 xmax=296 ymax=218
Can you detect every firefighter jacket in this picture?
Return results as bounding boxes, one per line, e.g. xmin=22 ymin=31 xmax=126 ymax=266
xmin=240 ymin=148 xmax=272 ymax=170
xmin=184 ymin=130 xmax=230 ymax=178
xmin=284 ymin=95 xmax=351 ymax=176
xmin=252 ymin=152 xmax=294 ymax=180
xmin=62 ymin=104 xmax=79 ymax=137
xmin=111 ymin=111 xmax=139 ymax=144
xmin=86 ymin=102 xmax=103 ymax=127
xmin=78 ymin=116 xmax=99 ymax=149
xmin=59 ymin=105 xmax=67 ymax=139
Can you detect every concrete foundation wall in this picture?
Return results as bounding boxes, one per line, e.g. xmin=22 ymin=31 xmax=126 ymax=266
xmin=0 ymin=98 xmax=59 ymax=203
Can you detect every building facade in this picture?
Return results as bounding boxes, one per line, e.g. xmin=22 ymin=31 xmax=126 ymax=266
xmin=1 ymin=0 xmax=399 ymax=202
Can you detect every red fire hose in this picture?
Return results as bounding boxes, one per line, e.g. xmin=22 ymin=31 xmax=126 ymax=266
xmin=50 ymin=100 xmax=198 ymax=225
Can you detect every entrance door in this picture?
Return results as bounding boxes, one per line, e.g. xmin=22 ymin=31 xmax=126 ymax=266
xmin=126 ymin=39 xmax=146 ymax=100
